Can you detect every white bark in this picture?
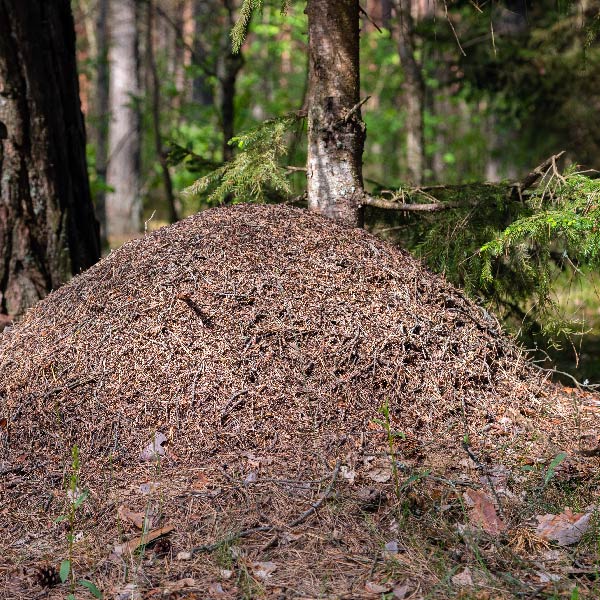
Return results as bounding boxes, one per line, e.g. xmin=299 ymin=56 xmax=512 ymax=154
xmin=106 ymin=0 xmax=141 ymax=238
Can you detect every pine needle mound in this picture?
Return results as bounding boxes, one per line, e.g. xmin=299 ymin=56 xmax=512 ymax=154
xmin=0 ymin=205 xmax=595 ymax=598
xmin=0 ymin=204 xmax=544 ymax=458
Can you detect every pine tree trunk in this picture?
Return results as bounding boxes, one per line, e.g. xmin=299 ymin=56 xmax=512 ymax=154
xmin=94 ymin=0 xmax=109 ymax=246
xmin=219 ymin=1 xmax=244 ymax=162
xmin=106 ymin=0 xmax=141 ymax=239
xmin=306 ymin=0 xmax=365 ymax=227
xmin=0 ymin=0 xmax=100 ymax=319
xmin=146 ymin=0 xmax=179 ymax=224
xmin=394 ymin=0 xmax=425 ymax=185
xmin=192 ymin=0 xmax=214 ymax=107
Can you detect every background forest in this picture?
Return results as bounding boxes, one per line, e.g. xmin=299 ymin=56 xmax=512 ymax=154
xmin=70 ymin=0 xmax=600 ymax=383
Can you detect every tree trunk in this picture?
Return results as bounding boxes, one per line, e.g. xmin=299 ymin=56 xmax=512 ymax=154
xmin=0 ymin=0 xmax=100 ymax=319
xmin=305 ymin=0 xmax=365 ymax=227
xmin=146 ymin=0 xmax=179 ymax=224
xmin=394 ymin=0 xmax=425 ymax=185
xmin=192 ymin=0 xmax=215 ymax=107
xmin=106 ymin=0 xmax=141 ymax=239
xmin=219 ymin=1 xmax=244 ymax=162
xmin=94 ymin=0 xmax=109 ymax=246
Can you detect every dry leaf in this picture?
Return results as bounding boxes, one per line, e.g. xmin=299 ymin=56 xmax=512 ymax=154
xmin=140 ymin=432 xmax=167 ymax=461
xmin=365 ymin=581 xmax=391 ymax=594
xmin=139 ymin=481 xmax=159 ymax=494
xmin=118 ymin=505 xmax=151 ymax=530
xmin=191 ymin=472 xmax=210 ymax=490
xmin=176 ymin=551 xmax=192 ymax=561
xmin=164 ymin=578 xmax=195 ymax=593
xmin=463 ymin=489 xmax=506 ymax=535
xmin=536 ymin=507 xmax=594 ymax=546
xmin=393 ymin=583 xmax=411 ymax=599
xmin=208 ymin=582 xmax=227 ymax=597
xmin=367 ymin=467 xmax=391 ymax=483
xmin=113 ymin=524 xmax=174 ymax=555
xmin=341 ymin=465 xmax=356 ymax=484
xmin=250 ymin=561 xmax=276 ymax=579
xmin=244 ymin=471 xmax=258 ymax=484
xmin=219 ymin=569 xmax=233 ymax=579
xmin=114 ymin=583 xmax=142 ymax=600
xmin=452 ymin=567 xmax=473 ymax=586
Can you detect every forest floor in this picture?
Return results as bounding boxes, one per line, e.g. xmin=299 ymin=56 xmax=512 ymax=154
xmin=1 ymin=205 xmax=599 ymax=599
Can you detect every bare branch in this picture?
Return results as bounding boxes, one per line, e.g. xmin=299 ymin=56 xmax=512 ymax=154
xmin=363 ymin=195 xmax=459 ymax=212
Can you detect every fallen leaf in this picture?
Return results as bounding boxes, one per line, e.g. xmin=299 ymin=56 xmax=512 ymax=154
xmin=219 ymin=569 xmax=233 ymax=579
xmin=191 ymin=472 xmax=210 ymax=490
xmin=463 ymin=489 xmax=506 ymax=535
xmin=244 ymin=471 xmax=258 ymax=484
xmin=164 ymin=578 xmax=195 ymax=593
xmin=365 ymin=581 xmax=391 ymax=594
xmin=367 ymin=467 xmax=391 ymax=483
xmin=113 ymin=524 xmax=175 ymax=555
xmin=139 ymin=481 xmax=159 ymax=494
xmin=140 ymin=432 xmax=167 ymax=462
xmin=537 ymin=571 xmax=561 ymax=583
xmin=208 ymin=582 xmax=226 ymax=597
xmin=176 ymin=551 xmax=192 ymax=561
xmin=393 ymin=583 xmax=411 ymax=599
xmin=536 ymin=507 xmax=594 ymax=546
xmin=341 ymin=465 xmax=356 ymax=484
xmin=452 ymin=567 xmax=473 ymax=587
xmin=114 ymin=583 xmax=142 ymax=600
xmin=250 ymin=561 xmax=276 ymax=579
xmin=118 ymin=505 xmax=152 ymax=530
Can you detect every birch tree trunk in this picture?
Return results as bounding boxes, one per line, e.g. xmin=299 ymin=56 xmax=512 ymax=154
xmin=0 ymin=0 xmax=100 ymax=320
xmin=306 ymin=0 xmax=365 ymax=227
xmin=106 ymin=0 xmax=141 ymax=238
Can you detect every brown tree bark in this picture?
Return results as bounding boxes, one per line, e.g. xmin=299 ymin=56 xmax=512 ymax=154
xmin=393 ymin=0 xmax=425 ymax=185
xmin=146 ymin=0 xmax=179 ymax=224
xmin=305 ymin=0 xmax=366 ymax=227
xmin=94 ymin=0 xmax=110 ymax=246
xmin=219 ymin=1 xmax=244 ymax=162
xmin=106 ymin=0 xmax=142 ymax=238
xmin=0 ymin=0 xmax=100 ymax=319
xmin=192 ymin=0 xmax=215 ymax=107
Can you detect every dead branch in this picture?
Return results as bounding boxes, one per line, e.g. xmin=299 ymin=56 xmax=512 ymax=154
xmin=190 ymin=460 xmax=342 ymax=554
xmin=363 ymin=195 xmax=460 ymax=212
xmin=363 ymin=151 xmax=566 ymax=212
xmin=511 ymin=151 xmax=566 ymax=199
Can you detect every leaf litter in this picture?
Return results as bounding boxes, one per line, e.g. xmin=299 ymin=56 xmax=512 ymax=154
xmin=0 ymin=204 xmax=598 ymax=598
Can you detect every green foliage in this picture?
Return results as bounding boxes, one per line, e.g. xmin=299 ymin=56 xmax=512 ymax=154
xmin=392 ymin=169 xmax=600 ymax=340
xmin=479 ymin=171 xmax=600 ymax=331
xmin=231 ymin=0 xmax=291 ymax=53
xmin=183 ymin=114 xmax=299 ymax=204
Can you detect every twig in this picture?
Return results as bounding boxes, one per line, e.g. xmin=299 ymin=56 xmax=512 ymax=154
xmin=462 ymin=441 xmax=505 ymax=518
xmin=532 ymin=364 xmax=600 ymax=390
xmin=43 ymin=378 xmax=96 ymax=399
xmin=359 ymin=5 xmax=383 ymax=33
xmin=220 ymin=389 xmax=249 ymax=424
xmin=512 ymin=151 xmax=566 ymax=200
xmin=363 ymin=195 xmax=460 ymax=212
xmin=191 ymin=460 xmax=342 ymax=554
xmin=443 ymin=0 xmax=466 ymax=56
xmin=336 ymin=96 xmax=371 ymax=126
xmin=262 ymin=460 xmax=342 ymax=550
xmin=288 ymin=460 xmax=342 ymax=527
